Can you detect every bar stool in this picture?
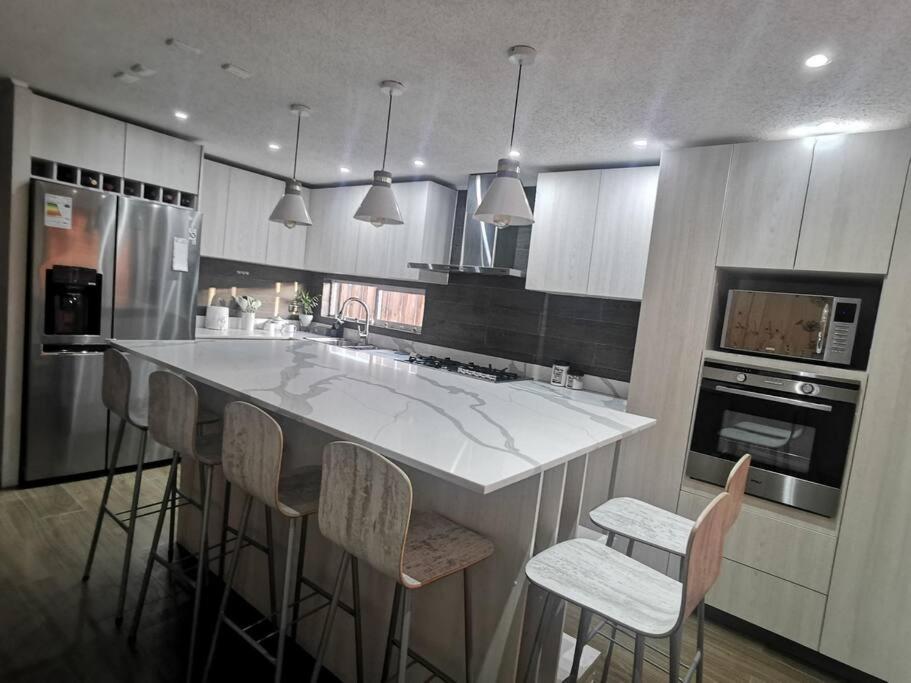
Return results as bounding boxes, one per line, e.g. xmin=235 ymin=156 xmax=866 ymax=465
xmin=523 ymin=491 xmax=730 ymax=683
xmin=310 ymin=441 xmax=494 ymax=683
xmin=127 ymin=373 xmax=277 ymax=683
xmin=201 ymin=401 xmax=324 ymax=683
xmin=83 ymin=349 xmax=216 ymax=625
xmin=583 ymin=454 xmax=751 ymax=681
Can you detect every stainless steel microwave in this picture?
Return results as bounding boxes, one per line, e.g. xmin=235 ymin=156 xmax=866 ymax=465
xmin=721 ymin=290 xmax=861 ymax=365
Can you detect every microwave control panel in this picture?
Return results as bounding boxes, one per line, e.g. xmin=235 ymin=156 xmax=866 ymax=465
xmin=823 ymin=299 xmax=860 ymax=364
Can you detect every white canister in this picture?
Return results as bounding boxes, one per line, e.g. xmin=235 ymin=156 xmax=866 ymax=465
xmin=240 ymin=311 xmax=256 ymax=333
xmin=264 ymin=321 xmax=279 ymax=336
xmin=550 ymin=362 xmax=570 ymax=387
xmin=569 ymin=373 xmax=585 ymax=390
xmin=205 ymin=306 xmax=229 ymax=331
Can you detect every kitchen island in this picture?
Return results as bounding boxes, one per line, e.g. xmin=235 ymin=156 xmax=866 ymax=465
xmin=113 ymin=338 xmax=654 ymax=681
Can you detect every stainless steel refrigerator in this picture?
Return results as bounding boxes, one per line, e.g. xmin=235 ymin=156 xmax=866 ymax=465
xmin=22 ymin=179 xmax=201 ymax=482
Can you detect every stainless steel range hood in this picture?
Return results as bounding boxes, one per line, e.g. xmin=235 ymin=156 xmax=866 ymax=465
xmin=409 ymin=172 xmax=532 ymax=277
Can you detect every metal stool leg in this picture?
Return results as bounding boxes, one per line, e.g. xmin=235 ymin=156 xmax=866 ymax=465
xmin=632 ymin=634 xmax=645 ymax=683
xmin=397 ymin=587 xmax=413 ymax=683
xmin=219 ymin=480 xmax=232 ymax=580
xmin=696 ymin=599 xmax=705 ymax=683
xmin=115 ymin=428 xmax=148 ymax=626
xmin=522 ymin=591 xmax=554 ymax=683
xmin=187 ymin=463 xmax=215 ymax=683
xmin=350 ymin=556 xmax=364 ymax=683
xmin=264 ymin=504 xmax=278 ymax=618
xmin=128 ymin=452 xmax=179 ymax=645
xmin=197 ymin=461 xmax=210 ymax=583
xmin=274 ymin=517 xmax=298 ymax=683
xmin=569 ymin=608 xmax=592 ymax=681
xmin=202 ymin=494 xmax=254 ymax=683
xmin=167 ymin=474 xmax=177 ymax=563
xmin=381 ymin=583 xmax=403 ymax=683
xmin=291 ymin=516 xmax=308 ymax=641
xmin=310 ymin=552 xmax=351 ymax=683
xmin=669 ymin=627 xmax=682 ymax=683
xmin=463 ymin=568 xmax=473 ymax=683
xmin=83 ymin=417 xmax=126 ymax=581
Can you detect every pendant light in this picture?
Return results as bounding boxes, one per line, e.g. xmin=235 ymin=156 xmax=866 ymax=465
xmin=269 ymin=103 xmax=312 ymax=228
xmin=474 ymin=45 xmax=536 ymax=228
xmin=354 ymin=80 xmax=405 ymax=227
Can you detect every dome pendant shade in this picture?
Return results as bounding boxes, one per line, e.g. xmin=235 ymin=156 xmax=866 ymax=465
xmin=270 ymin=180 xmax=312 ymax=228
xmin=473 ymin=158 xmax=534 ymax=227
xmin=354 ymin=170 xmax=403 ymax=227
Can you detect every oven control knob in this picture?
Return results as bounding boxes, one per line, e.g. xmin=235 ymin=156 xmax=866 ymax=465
xmin=735 ymin=373 xmax=747 ymax=383
xmin=799 ymin=382 xmax=816 ymax=395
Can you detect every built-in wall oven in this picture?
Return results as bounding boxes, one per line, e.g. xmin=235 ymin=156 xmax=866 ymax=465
xmin=687 ymin=359 xmax=860 ymax=517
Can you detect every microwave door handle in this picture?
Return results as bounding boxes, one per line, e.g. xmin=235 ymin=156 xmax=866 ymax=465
xmin=714 ymin=385 xmax=833 ymax=412
xmin=816 ymin=303 xmax=830 ymax=355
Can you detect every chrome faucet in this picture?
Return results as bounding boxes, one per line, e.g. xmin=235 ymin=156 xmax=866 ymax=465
xmin=335 ymin=297 xmax=371 ymax=344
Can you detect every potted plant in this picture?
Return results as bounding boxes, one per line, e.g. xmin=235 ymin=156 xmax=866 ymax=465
xmin=234 ymin=295 xmax=262 ymax=333
xmin=291 ymin=289 xmax=320 ymax=329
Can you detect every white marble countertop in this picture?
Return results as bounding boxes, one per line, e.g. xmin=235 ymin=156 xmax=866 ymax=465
xmin=195 ymin=327 xmax=305 ymax=340
xmin=111 ymin=338 xmax=654 ymax=494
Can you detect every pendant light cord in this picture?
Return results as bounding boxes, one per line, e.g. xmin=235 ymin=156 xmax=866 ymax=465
xmin=292 ymin=111 xmax=301 ymax=181
xmin=381 ymin=90 xmax=393 ymax=170
xmin=508 ymin=63 xmax=523 ymax=153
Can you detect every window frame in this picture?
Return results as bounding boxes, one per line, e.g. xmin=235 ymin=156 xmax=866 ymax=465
xmin=321 ymin=278 xmax=426 ymax=334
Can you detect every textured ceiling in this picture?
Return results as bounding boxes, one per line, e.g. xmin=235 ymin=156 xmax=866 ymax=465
xmin=1 ymin=0 xmax=910 ymax=188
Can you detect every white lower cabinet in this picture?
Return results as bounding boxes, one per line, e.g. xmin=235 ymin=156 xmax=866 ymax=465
xmin=526 ymin=166 xmax=658 ymax=299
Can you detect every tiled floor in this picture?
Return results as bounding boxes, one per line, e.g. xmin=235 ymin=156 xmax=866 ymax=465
xmin=0 ymin=469 xmax=841 ymax=682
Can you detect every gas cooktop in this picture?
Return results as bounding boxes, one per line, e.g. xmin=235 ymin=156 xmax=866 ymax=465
xmin=399 ymin=354 xmax=527 ymax=383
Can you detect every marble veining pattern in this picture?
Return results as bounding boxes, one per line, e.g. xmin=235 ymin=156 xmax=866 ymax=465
xmin=111 ymin=339 xmax=654 ymax=493
xmin=525 ymin=538 xmax=682 ymax=636
xmin=589 ymin=497 xmax=694 ymax=556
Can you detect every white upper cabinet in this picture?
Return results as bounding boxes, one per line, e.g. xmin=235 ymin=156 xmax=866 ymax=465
xmin=265 ymin=187 xmax=310 ymax=269
xmin=221 ymin=167 xmax=276 ymax=263
xmin=124 ymin=123 xmax=202 ymax=194
xmin=527 ymin=167 xmax=658 ymax=299
xmin=526 ymin=170 xmax=602 ymax=294
xmin=199 ymin=160 xmax=230 ymax=258
xmin=716 ymin=139 xmax=814 ymax=269
xmin=587 ymin=166 xmax=659 ymax=300
xmin=30 ymin=96 xmax=126 ymax=176
xmin=305 ymin=185 xmax=363 ymax=275
xmin=795 ymin=128 xmax=911 ymax=274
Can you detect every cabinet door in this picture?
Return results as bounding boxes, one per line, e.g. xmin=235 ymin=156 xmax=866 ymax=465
xmin=198 ymin=160 xmax=230 ymax=257
xmin=354 ymin=182 xmax=427 ymax=280
xmin=717 ymin=139 xmax=814 ymax=269
xmin=526 ymin=170 xmax=602 ymax=294
xmin=305 ymin=186 xmax=362 ymax=275
xmin=587 ymin=166 xmax=659 ymax=299
xmin=795 ymin=129 xmax=911 ymax=274
xmin=222 ymin=168 xmax=270 ymax=263
xmin=30 ymin=96 xmax=126 ymax=176
xmin=124 ymin=123 xmax=202 ymax=194
xmin=264 ymin=186 xmax=309 ymax=269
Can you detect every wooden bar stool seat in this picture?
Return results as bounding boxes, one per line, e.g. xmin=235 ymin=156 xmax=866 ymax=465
xmin=402 ymin=510 xmax=494 ymax=588
xmin=276 ymin=465 xmax=323 ymax=517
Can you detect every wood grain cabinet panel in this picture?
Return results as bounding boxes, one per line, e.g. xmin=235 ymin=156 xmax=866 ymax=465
xmin=795 ymin=128 xmax=911 ymax=274
xmin=526 ymin=170 xmax=602 ymax=294
xmin=198 ymin=160 xmax=230 ymax=258
xmin=124 ymin=123 xmax=202 ymax=194
xmin=819 ymin=170 xmax=911 ymax=681
xmin=305 ymin=186 xmax=363 ymax=275
xmin=587 ymin=167 xmax=659 ymax=299
xmin=716 ymin=139 xmax=814 ymax=269
xmin=221 ymin=167 xmax=272 ymax=264
xmin=264 ymin=186 xmax=309 ymax=269
xmin=30 ymin=96 xmax=126 ymax=176
xmin=614 ymin=145 xmax=732 ymax=512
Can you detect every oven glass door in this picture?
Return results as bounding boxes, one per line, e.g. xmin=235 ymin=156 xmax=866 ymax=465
xmin=690 ymin=379 xmax=854 ymax=488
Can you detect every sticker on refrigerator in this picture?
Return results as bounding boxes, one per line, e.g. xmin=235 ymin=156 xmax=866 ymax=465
xmin=172 ymin=236 xmax=189 ymax=272
xmin=187 ymin=226 xmax=198 ymax=245
xmin=44 ymin=194 xmax=73 ymax=229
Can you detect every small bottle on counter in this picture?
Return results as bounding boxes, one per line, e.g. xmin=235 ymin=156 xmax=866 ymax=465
xmin=568 ymin=372 xmax=585 ymax=390
xmin=550 ymin=362 xmax=570 ymax=387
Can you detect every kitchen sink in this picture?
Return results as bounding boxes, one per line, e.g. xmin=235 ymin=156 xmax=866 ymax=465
xmin=304 ymin=336 xmax=376 ymax=350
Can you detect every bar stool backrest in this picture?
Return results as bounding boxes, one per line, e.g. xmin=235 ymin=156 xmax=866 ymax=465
xmin=681 ymin=491 xmax=729 ymax=622
xmin=221 ymin=401 xmax=284 ymax=510
xmin=723 ymin=454 xmax=752 ymax=533
xmin=319 ymin=441 xmax=413 ymax=584
xmin=102 ymin=349 xmax=132 ymax=420
xmin=149 ymin=371 xmax=199 ymax=456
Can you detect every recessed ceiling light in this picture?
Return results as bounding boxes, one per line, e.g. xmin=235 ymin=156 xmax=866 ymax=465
xmin=508 ymin=149 xmax=521 ymax=158
xmin=805 ymin=54 xmax=831 ymax=68
xmin=174 ymin=110 xmax=189 ymax=121
xmin=788 ymin=120 xmax=869 ymax=137
xmin=222 ymin=63 xmax=252 ymax=79
xmin=413 ymin=159 xmax=425 ymax=167
xmin=113 ymin=71 xmax=139 ymax=84
xmin=165 ymin=37 xmax=202 ymax=55
xmin=339 ymin=166 xmax=351 ymax=174
xmin=268 ymin=142 xmax=281 ymax=151
xmin=130 ymin=63 xmax=156 ymax=78
xmin=633 ymin=139 xmax=648 ymax=148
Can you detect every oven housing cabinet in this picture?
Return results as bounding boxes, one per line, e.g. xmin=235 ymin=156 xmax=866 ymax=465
xmin=687 ymin=360 xmax=860 ymax=517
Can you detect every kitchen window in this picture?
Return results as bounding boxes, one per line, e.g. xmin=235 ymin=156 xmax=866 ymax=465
xmin=320 ymin=279 xmax=426 ymax=333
